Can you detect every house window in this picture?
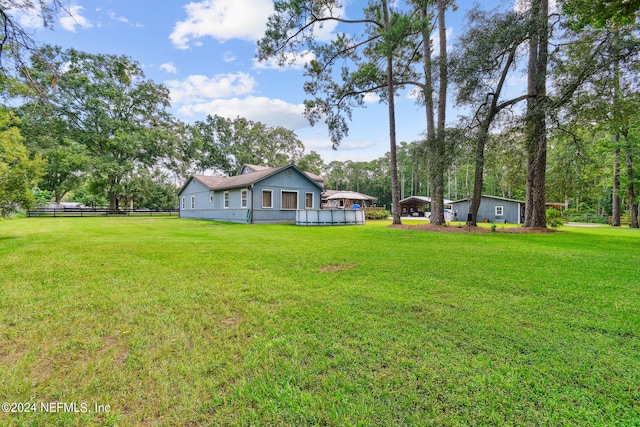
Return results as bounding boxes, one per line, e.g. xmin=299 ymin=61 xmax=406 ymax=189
xmin=305 ymin=192 xmax=314 ymax=209
xmin=282 ymin=191 xmax=298 ymax=210
xmin=262 ymin=190 xmax=273 ymax=208
xmin=181 ymin=197 xmax=185 ymax=210
xmin=241 ymin=190 xmax=248 ymax=208
xmin=209 ymin=194 xmax=214 ymax=203
xmin=495 ymin=206 xmax=504 ymax=216
xmin=224 ymin=191 xmax=229 ymax=208
xmin=190 ymin=196 xmax=195 ymax=209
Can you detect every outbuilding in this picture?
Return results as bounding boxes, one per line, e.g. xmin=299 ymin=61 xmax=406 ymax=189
xmin=450 ymin=195 xmax=525 ymax=224
xmin=399 ymin=196 xmax=454 ymax=220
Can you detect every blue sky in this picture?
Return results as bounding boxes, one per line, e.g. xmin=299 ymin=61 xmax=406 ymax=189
xmin=20 ymin=0 xmax=523 ymax=164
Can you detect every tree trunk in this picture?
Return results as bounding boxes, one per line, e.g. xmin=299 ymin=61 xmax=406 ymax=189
xmin=382 ymin=0 xmax=401 ymax=225
xmin=626 ymin=142 xmax=638 ymax=228
xmin=109 ymin=175 xmax=119 ymax=211
xmin=611 ymin=144 xmax=621 ymax=226
xmin=429 ymin=0 xmax=448 ymax=225
xmin=467 ymin=127 xmax=487 ymax=227
xmin=466 ymin=50 xmax=519 ymax=227
xmin=524 ymin=0 xmax=549 ymax=228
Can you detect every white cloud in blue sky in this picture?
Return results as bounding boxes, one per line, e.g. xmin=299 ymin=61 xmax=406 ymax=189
xmin=59 ymin=5 xmax=93 ymax=32
xmin=160 ymin=62 xmax=178 ymax=74
xmin=165 ymin=72 xmax=257 ymax=104
xmin=169 ymin=0 xmax=274 ymax=49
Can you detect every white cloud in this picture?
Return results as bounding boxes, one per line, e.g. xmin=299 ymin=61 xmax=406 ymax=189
xmin=223 ymin=51 xmax=237 ymax=63
xmin=106 ymin=10 xmax=143 ymax=28
xmin=431 ymin=27 xmax=454 ymax=56
xmin=513 ymin=0 xmax=558 ymax=13
xmin=169 ymin=0 xmax=274 ymax=49
xmin=254 ymin=50 xmax=316 ymax=71
xmin=176 ymin=96 xmax=309 ymax=130
xmin=302 ymin=137 xmax=382 ymax=162
xmin=166 ymin=72 xmax=257 ymax=104
xmin=307 ymin=4 xmax=344 ymax=42
xmin=59 ymin=5 xmax=93 ymax=32
xmin=363 ymin=93 xmax=380 ymax=104
xmin=160 ymin=62 xmax=178 ymax=74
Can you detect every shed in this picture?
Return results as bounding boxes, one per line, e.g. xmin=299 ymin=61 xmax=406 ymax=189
xmin=450 ymin=195 xmax=525 ymax=224
xmin=177 ymin=164 xmax=324 ymax=224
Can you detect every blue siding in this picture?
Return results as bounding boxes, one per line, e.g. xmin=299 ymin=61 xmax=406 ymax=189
xmin=452 ymin=196 xmax=523 ymax=224
xmin=251 ymin=170 xmax=321 ymax=223
xmin=179 ymin=167 xmax=322 ymax=224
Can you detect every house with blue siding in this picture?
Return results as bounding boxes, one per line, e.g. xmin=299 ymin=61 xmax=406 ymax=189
xmin=450 ymin=195 xmax=525 ymax=224
xmin=178 ymin=164 xmax=324 ymax=224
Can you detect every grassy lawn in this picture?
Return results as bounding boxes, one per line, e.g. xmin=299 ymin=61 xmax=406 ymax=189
xmin=0 ymin=217 xmax=638 ymax=426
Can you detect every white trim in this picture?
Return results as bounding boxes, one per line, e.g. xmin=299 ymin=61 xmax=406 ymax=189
xmin=518 ymin=203 xmax=523 ymax=224
xmin=262 ymin=189 xmax=273 ymax=209
xmin=281 ymin=190 xmax=299 ymax=210
xmin=241 ymin=189 xmax=248 ymax=208
xmin=495 ymin=205 xmax=504 ymax=216
xmin=224 ymin=191 xmax=230 ymax=209
xmin=305 ymin=192 xmax=314 ymax=209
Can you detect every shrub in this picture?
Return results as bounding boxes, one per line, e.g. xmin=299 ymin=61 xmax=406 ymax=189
xmin=546 ymin=208 xmax=564 ymax=228
xmin=366 ymin=209 xmax=391 ymax=220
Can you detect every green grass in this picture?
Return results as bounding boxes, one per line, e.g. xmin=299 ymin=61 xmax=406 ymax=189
xmin=0 ymin=217 xmax=638 ymax=426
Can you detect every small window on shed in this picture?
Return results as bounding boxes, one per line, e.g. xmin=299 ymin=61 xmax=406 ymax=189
xmin=241 ymin=189 xmax=248 ymax=208
xmin=181 ymin=197 xmax=185 ymax=210
xmin=209 ymin=194 xmax=214 ymax=203
xmin=305 ymin=193 xmax=313 ymax=209
xmin=190 ymin=196 xmax=195 ymax=209
xmin=495 ymin=206 xmax=504 ymax=216
xmin=224 ymin=191 xmax=229 ymax=208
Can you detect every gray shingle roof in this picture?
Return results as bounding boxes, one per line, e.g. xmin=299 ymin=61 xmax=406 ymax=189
xmin=193 ymin=165 xmax=290 ymax=190
xmin=179 ymin=164 xmax=324 ymax=196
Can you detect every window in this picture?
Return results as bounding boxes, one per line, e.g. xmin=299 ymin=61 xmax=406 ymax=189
xmin=305 ymin=192 xmax=314 ymax=209
xmin=262 ymin=190 xmax=273 ymax=208
xmin=495 ymin=206 xmax=504 ymax=216
xmin=224 ymin=191 xmax=229 ymax=208
xmin=282 ymin=191 xmax=298 ymax=210
xmin=181 ymin=197 xmax=185 ymax=210
xmin=190 ymin=196 xmax=195 ymax=209
xmin=241 ymin=190 xmax=248 ymax=208
xmin=209 ymin=194 xmax=214 ymax=203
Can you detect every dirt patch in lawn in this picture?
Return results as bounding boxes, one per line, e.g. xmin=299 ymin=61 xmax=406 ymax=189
xmin=390 ymin=223 xmax=557 ymax=234
xmin=319 ymin=263 xmax=356 ymax=273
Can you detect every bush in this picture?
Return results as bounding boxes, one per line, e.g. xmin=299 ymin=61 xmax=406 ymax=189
xmin=366 ymin=209 xmax=391 ymax=220
xmin=568 ymin=214 xmax=608 ymax=224
xmin=546 ymin=208 xmax=564 ymax=228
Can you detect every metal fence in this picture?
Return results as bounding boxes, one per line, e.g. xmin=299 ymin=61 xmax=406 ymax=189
xmin=27 ymin=208 xmax=179 ymax=218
